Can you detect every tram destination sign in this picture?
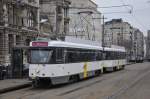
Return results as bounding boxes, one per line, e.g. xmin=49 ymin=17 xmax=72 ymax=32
xmin=32 ymin=42 xmax=48 ymax=47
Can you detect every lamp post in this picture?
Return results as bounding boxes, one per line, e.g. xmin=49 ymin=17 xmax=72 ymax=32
xmin=36 ymin=19 xmax=48 ymax=40
xmin=92 ymin=15 xmax=107 ymax=48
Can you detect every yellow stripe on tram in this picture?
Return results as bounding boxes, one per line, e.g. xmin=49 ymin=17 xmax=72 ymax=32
xmin=83 ymin=62 xmax=88 ymax=79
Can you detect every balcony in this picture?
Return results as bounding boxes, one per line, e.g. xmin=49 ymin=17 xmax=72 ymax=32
xmin=64 ymin=17 xmax=70 ymax=23
xmin=8 ymin=0 xmax=39 ymax=8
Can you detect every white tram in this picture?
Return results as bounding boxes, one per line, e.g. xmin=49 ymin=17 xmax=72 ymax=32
xmin=28 ymin=41 xmax=127 ymax=87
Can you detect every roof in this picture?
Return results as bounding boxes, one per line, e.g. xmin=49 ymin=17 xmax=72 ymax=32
xmin=30 ymin=41 xmax=126 ymax=52
xmin=48 ymin=41 xmax=103 ymax=50
xmin=89 ymin=0 xmax=98 ymax=7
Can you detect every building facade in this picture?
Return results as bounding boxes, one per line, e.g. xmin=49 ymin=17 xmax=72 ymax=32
xmin=69 ymin=0 xmax=102 ymax=43
xmin=146 ymin=30 xmax=150 ymax=60
xmin=130 ymin=28 xmax=144 ymax=62
xmin=104 ymin=19 xmax=133 ymax=60
xmin=40 ymin=0 xmax=71 ymax=40
xmin=104 ymin=19 xmax=144 ymax=62
xmin=104 ymin=19 xmax=132 ymax=47
xmin=0 ymin=0 xmax=40 ymax=65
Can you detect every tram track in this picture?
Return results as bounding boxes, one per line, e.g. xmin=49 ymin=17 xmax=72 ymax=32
xmin=0 ymin=69 xmax=127 ymax=99
xmin=1 ymin=63 xmax=149 ymax=99
xmin=56 ymin=63 xmax=150 ymax=99
xmin=58 ymin=78 xmax=105 ymax=96
xmin=104 ymin=64 xmax=150 ymax=99
xmin=0 ymin=83 xmax=31 ymax=94
xmin=57 ymin=69 xmax=127 ymax=96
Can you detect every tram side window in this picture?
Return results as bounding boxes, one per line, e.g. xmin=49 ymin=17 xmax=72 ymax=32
xmin=103 ymin=51 xmax=126 ymax=60
xmin=89 ymin=51 xmax=96 ymax=61
xmin=66 ymin=50 xmax=79 ymax=63
xmin=115 ymin=52 xmax=126 ymax=59
xmin=65 ymin=49 xmax=102 ymax=63
xmin=114 ymin=52 xmax=119 ymax=60
xmin=122 ymin=52 xmax=126 ymax=59
xmin=112 ymin=52 xmax=115 ymax=60
xmin=116 ymin=52 xmax=121 ymax=59
xmin=56 ymin=48 xmax=64 ymax=64
xmin=96 ymin=51 xmax=102 ymax=60
xmin=124 ymin=52 xmax=127 ymax=59
xmin=105 ymin=51 xmax=108 ymax=60
xmin=72 ymin=51 xmax=80 ymax=62
xmin=80 ymin=51 xmax=86 ymax=61
xmin=116 ymin=52 xmax=118 ymax=59
xmin=102 ymin=52 xmax=106 ymax=60
xmin=67 ymin=52 xmax=73 ymax=63
xmin=119 ymin=52 xmax=123 ymax=59
xmin=116 ymin=52 xmax=119 ymax=59
xmin=109 ymin=52 xmax=112 ymax=60
xmin=124 ymin=52 xmax=126 ymax=59
xmin=119 ymin=52 xmax=122 ymax=59
xmin=105 ymin=51 xmax=110 ymax=60
xmin=105 ymin=51 xmax=120 ymax=60
xmin=110 ymin=51 xmax=114 ymax=60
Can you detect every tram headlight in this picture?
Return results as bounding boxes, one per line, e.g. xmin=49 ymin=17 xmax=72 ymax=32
xmin=42 ymin=73 xmax=45 ymax=76
xmin=36 ymin=70 xmax=40 ymax=74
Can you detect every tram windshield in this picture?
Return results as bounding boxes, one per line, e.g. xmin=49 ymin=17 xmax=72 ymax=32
xmin=30 ymin=49 xmax=53 ymax=64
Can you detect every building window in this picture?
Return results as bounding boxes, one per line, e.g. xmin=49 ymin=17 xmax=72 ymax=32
xmin=16 ymin=35 xmax=21 ymax=45
xmin=28 ymin=0 xmax=35 ymax=3
xmin=8 ymin=34 xmax=13 ymax=54
xmin=57 ymin=6 xmax=62 ymax=14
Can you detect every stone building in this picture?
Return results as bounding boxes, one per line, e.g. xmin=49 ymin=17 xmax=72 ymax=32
xmin=146 ymin=30 xmax=150 ymax=60
xmin=0 ymin=0 xmax=40 ymax=65
xmin=104 ymin=19 xmax=144 ymax=62
xmin=0 ymin=0 xmax=71 ymax=66
xmin=130 ymin=28 xmax=144 ymax=62
xmin=69 ymin=0 xmax=102 ymax=43
xmin=104 ymin=19 xmax=132 ymax=47
xmin=104 ymin=19 xmax=133 ymax=60
xmin=40 ymin=0 xmax=71 ymax=40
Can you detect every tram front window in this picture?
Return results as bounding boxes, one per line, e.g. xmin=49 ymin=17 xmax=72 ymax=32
xmin=30 ymin=49 xmax=53 ymax=64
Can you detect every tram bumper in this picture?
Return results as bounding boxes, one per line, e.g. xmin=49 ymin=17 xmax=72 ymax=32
xmin=30 ymin=76 xmax=69 ymax=85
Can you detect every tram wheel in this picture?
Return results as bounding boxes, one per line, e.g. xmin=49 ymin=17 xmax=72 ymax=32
xmin=95 ymin=70 xmax=101 ymax=76
xmin=32 ymin=80 xmax=40 ymax=88
xmin=69 ymin=75 xmax=80 ymax=83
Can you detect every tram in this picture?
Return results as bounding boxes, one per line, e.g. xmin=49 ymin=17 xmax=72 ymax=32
xmin=28 ymin=40 xmax=127 ymax=87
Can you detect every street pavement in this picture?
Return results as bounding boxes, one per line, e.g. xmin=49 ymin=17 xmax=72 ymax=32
xmin=0 ymin=62 xmax=150 ymax=99
xmin=0 ymin=79 xmax=31 ymax=94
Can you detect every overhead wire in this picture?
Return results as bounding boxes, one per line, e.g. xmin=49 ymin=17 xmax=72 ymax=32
xmin=120 ymin=0 xmax=149 ymax=31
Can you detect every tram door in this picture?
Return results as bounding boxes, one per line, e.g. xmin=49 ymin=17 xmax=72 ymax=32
xmin=12 ymin=49 xmax=23 ymax=78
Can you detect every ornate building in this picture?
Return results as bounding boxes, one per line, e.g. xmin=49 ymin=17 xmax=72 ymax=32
xmin=69 ymin=0 xmax=102 ymax=43
xmin=0 ymin=0 xmax=40 ymax=65
xmin=40 ymin=0 xmax=71 ymax=40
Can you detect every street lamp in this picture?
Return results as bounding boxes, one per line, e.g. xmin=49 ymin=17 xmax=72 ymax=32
xmin=36 ymin=19 xmax=48 ymax=40
xmin=40 ymin=19 xmax=48 ymax=24
xmin=92 ymin=16 xmax=107 ymax=47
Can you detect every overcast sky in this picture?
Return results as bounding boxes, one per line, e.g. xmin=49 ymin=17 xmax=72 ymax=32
xmin=93 ymin=0 xmax=150 ymax=36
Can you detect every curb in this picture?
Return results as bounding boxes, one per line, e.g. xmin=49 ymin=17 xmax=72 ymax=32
xmin=0 ymin=83 xmax=31 ymax=94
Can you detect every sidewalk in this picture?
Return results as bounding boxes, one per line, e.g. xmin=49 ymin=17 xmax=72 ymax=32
xmin=0 ymin=79 xmax=31 ymax=94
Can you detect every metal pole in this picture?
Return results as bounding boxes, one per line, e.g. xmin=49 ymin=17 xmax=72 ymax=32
xmin=102 ymin=15 xmax=105 ymax=48
xmin=121 ymin=26 xmax=123 ymax=46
